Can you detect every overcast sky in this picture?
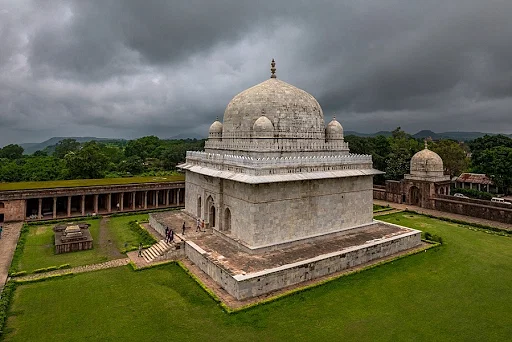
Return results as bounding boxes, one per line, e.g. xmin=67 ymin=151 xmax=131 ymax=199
xmin=1 ymin=0 xmax=512 ymax=147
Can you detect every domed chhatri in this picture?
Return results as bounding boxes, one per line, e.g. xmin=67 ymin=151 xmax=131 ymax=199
xmin=410 ymin=142 xmax=444 ymax=177
xmin=208 ymin=117 xmax=223 ymax=140
xmin=326 ymin=116 xmax=343 ymax=141
xmin=253 ymin=115 xmax=274 ymax=136
xmin=205 ymin=59 xmax=349 ymax=156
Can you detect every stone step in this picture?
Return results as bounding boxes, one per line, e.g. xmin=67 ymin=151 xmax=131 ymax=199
xmin=143 ymin=249 xmax=156 ymax=260
xmin=147 ymin=248 xmax=159 ymax=259
xmin=155 ymin=241 xmax=167 ymax=253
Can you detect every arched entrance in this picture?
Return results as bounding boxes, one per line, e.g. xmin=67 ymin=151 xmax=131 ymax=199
xmin=197 ymin=196 xmax=202 ymax=218
xmin=409 ymin=186 xmax=421 ymax=206
xmin=209 ymin=205 xmax=216 ymax=228
xmin=206 ymin=195 xmax=215 ymax=228
xmin=224 ymin=208 xmax=231 ymax=232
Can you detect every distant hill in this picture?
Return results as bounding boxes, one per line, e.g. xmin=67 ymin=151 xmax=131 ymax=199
xmin=20 ymin=137 xmax=127 ymax=155
xmin=345 ymin=130 xmax=512 ymax=141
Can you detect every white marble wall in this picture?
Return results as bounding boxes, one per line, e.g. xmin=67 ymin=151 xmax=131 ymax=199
xmin=185 ymin=170 xmax=374 ymax=249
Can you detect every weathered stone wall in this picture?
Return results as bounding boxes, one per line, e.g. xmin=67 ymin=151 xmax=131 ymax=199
xmin=434 ymin=197 xmax=512 ymax=224
xmin=185 ymin=228 xmax=421 ymax=300
xmin=0 ymin=199 xmax=25 ymax=222
xmin=185 ymin=169 xmax=375 ymax=249
xmin=185 ymin=241 xmax=239 ymax=295
xmin=246 ymin=176 xmax=374 ymax=248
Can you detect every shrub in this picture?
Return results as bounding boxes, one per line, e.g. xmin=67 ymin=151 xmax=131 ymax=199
xmin=9 ymin=271 xmax=27 ymax=277
xmin=0 ymin=281 xmax=17 ymax=337
xmin=57 ymin=264 xmax=71 ymax=270
xmin=33 ymin=266 xmax=58 ymax=274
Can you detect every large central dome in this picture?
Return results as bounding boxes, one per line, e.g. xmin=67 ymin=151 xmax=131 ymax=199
xmin=204 ymin=60 xmax=349 ymax=156
xmin=221 ymin=78 xmax=325 ymax=139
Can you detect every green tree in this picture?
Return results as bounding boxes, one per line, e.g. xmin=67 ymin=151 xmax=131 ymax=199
xmin=0 ymin=144 xmax=24 ymax=159
xmin=124 ymin=136 xmax=161 ymax=161
xmin=431 ymin=139 xmax=469 ymax=177
xmin=473 ymin=146 xmax=512 ymax=193
xmin=53 ymin=139 xmax=81 ymax=159
xmin=384 ymin=127 xmax=422 ymax=180
xmin=33 ymin=150 xmax=48 ymax=157
xmin=119 ymin=156 xmax=144 ymax=175
xmin=64 ymin=141 xmax=109 ymax=179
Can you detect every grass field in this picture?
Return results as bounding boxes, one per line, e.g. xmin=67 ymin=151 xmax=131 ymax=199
xmin=14 ymin=220 xmax=110 ymax=273
xmin=4 ymin=212 xmax=512 ymax=341
xmin=106 ymin=214 xmax=151 ymax=252
xmin=0 ymin=175 xmax=185 ymax=191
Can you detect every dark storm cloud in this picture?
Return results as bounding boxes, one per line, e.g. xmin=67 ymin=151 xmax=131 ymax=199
xmin=1 ymin=0 xmax=512 ymax=147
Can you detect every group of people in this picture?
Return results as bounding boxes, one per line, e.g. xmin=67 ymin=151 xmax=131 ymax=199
xmin=136 ymin=219 xmax=206 ymax=258
xmin=164 ymin=226 xmax=175 ymax=243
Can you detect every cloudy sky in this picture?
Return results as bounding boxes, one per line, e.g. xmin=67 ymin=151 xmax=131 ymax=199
xmin=1 ymin=0 xmax=512 ymax=147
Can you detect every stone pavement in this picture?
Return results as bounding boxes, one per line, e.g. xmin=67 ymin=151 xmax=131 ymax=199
xmin=0 ymin=222 xmax=23 ymax=292
xmin=373 ymin=200 xmax=512 ymax=231
xmin=14 ymin=258 xmax=130 ymax=282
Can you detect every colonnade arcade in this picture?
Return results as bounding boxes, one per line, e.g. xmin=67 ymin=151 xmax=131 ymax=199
xmin=25 ymin=188 xmax=184 ymax=220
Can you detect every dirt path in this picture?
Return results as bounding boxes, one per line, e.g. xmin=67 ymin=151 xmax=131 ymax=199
xmin=14 ymin=258 xmax=130 ymax=282
xmin=98 ymin=217 xmax=124 ymax=259
xmin=0 ymin=222 xmax=23 ymax=292
xmin=373 ymin=200 xmax=512 ymax=231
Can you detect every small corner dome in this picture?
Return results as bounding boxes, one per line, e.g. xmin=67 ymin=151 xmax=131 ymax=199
xmin=410 ymin=148 xmax=444 ymax=174
xmin=253 ymin=115 xmax=274 ymax=132
xmin=326 ymin=118 xmax=343 ymax=135
xmin=209 ymin=120 xmax=223 ymax=134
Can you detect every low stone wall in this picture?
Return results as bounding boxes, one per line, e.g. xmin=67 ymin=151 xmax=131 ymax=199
xmin=185 ymin=227 xmax=421 ymax=300
xmin=149 ymin=214 xmax=166 ymax=237
xmin=434 ymin=197 xmax=512 ymax=224
xmin=185 ymin=241 xmax=239 ymax=296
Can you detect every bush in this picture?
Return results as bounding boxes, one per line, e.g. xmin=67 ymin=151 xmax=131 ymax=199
xmin=9 ymin=271 xmax=27 ymax=277
xmin=0 ymin=281 xmax=17 ymax=337
xmin=452 ymin=188 xmax=494 ymax=200
xmin=57 ymin=264 xmax=71 ymax=270
xmin=422 ymin=231 xmax=443 ymax=244
xmin=33 ymin=266 xmax=58 ymax=274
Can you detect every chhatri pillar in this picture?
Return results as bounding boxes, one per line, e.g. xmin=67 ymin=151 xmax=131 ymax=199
xmin=53 ymin=197 xmax=57 ymax=219
xmin=67 ymin=196 xmax=72 ymax=217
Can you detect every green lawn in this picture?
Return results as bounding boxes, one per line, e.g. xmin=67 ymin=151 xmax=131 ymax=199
xmin=107 ymin=214 xmax=151 ymax=251
xmin=4 ymin=213 xmax=512 ymax=341
xmin=0 ymin=175 xmax=184 ymax=191
xmin=15 ymin=220 xmax=110 ymax=273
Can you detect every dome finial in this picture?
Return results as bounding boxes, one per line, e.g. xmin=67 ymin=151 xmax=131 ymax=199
xmin=270 ymin=59 xmax=276 ymax=78
xmin=216 ymin=116 xmax=219 ymax=121
xmin=333 ymin=115 xmax=336 ymax=120
xmin=424 ymin=139 xmax=428 ymax=150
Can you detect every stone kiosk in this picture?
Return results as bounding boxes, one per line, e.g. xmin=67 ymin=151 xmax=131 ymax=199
xmin=177 ymin=60 xmax=422 ymax=300
xmin=54 ymin=223 xmax=93 ymax=254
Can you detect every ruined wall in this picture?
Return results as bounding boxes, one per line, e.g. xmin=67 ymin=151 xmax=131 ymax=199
xmin=0 ymin=199 xmax=25 ymax=222
xmin=434 ymin=196 xmax=512 ymax=224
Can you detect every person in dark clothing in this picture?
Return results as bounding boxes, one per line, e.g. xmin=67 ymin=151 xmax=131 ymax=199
xmin=170 ymin=229 xmax=174 ymax=242
xmin=182 ymin=221 xmax=186 ymax=235
xmin=138 ymin=243 xmax=143 ymax=257
xmin=165 ymin=226 xmax=169 ymax=238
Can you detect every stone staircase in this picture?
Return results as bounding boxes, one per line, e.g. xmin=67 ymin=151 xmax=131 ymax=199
xmin=141 ymin=240 xmax=174 ymax=263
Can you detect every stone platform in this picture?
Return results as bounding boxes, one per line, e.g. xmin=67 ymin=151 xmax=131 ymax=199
xmin=150 ymin=211 xmax=421 ymax=300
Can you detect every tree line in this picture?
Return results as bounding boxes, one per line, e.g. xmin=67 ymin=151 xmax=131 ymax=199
xmin=345 ymin=128 xmax=512 ymax=193
xmin=0 ymin=137 xmax=204 ymax=182
xmin=1 ymin=131 xmax=510 ymax=193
